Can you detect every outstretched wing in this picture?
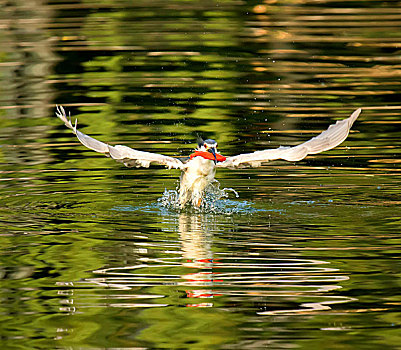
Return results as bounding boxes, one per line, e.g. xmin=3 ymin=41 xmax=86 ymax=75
xmin=55 ymin=106 xmax=184 ymax=169
xmin=218 ymin=108 xmax=361 ymax=169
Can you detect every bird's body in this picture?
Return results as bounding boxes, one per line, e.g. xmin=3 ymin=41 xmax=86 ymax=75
xmin=55 ymin=106 xmax=361 ymax=207
xmin=180 ymin=152 xmax=217 ymax=207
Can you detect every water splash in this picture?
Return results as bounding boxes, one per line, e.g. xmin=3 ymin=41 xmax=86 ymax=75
xmin=157 ymin=181 xmax=258 ymax=215
xmin=111 ymin=181 xmax=264 ymax=215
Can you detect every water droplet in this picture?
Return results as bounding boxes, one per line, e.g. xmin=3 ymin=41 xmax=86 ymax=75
xmin=156 ymin=181 xmax=257 ymax=214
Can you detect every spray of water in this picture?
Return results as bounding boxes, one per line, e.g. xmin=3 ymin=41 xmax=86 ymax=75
xmin=157 ymin=180 xmax=257 ymax=215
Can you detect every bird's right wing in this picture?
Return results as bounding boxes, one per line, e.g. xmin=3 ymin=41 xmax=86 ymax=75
xmin=55 ymin=106 xmax=184 ymax=169
xmin=218 ymin=108 xmax=361 ymax=169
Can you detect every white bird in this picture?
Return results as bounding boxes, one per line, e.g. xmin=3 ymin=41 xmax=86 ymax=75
xmin=55 ymin=106 xmax=361 ymax=207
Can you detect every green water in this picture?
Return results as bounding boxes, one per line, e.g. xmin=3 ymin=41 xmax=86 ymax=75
xmin=0 ymin=0 xmax=401 ymax=348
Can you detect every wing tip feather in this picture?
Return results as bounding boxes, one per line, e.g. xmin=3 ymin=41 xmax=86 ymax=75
xmin=55 ymin=105 xmax=184 ymax=169
xmin=219 ymin=107 xmax=362 ymax=169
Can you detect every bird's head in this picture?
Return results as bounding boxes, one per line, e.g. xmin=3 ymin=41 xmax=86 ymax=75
xmin=197 ymin=138 xmax=218 ymax=164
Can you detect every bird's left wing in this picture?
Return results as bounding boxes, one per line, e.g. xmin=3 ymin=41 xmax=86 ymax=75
xmin=217 ymin=108 xmax=361 ymax=169
xmin=55 ymin=106 xmax=184 ymax=169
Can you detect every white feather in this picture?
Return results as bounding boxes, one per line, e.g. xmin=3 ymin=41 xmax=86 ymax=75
xmin=55 ymin=106 xmax=361 ymax=207
xmin=218 ymin=108 xmax=361 ymax=168
xmin=55 ymin=106 xmax=183 ymax=170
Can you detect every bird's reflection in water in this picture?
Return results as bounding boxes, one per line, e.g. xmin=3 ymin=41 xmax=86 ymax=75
xmin=178 ymin=214 xmax=221 ymax=306
xmin=57 ymin=212 xmax=355 ymax=314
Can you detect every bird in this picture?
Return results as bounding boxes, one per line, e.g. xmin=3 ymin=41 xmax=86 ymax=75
xmin=55 ymin=106 xmax=361 ymax=207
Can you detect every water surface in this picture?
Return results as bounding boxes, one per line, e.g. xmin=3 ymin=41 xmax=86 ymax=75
xmin=0 ymin=0 xmax=401 ymax=348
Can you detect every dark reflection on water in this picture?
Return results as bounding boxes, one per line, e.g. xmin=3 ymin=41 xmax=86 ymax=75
xmin=1 ymin=0 xmax=401 ymax=348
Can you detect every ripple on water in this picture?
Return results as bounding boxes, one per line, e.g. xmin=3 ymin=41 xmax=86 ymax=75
xmin=59 ymin=254 xmax=354 ymax=315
